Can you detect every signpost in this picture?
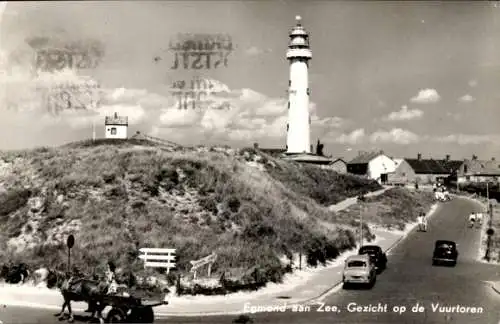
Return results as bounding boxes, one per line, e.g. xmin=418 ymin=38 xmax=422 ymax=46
xmin=190 ymin=253 xmax=217 ymax=280
xmin=66 ymin=235 xmax=75 ymax=273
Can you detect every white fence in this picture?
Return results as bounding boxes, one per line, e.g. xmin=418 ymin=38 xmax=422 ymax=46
xmin=139 ymin=248 xmax=176 ymax=274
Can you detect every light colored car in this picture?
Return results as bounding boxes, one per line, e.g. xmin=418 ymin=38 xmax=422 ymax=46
xmin=342 ymin=254 xmax=376 ymax=289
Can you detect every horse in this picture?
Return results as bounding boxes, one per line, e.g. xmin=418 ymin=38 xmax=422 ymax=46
xmin=48 ymin=270 xmax=108 ymax=323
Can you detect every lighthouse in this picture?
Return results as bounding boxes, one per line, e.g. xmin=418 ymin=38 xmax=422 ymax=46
xmin=286 ymin=15 xmax=312 ymax=154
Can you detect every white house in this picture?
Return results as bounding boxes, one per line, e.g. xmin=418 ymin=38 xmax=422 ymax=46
xmin=347 ymin=151 xmax=397 ymax=184
xmin=105 ymin=112 xmax=128 ymax=139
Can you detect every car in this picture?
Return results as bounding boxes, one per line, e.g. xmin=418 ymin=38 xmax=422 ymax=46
xmin=432 ymin=240 xmax=458 ymax=266
xmin=342 ymin=254 xmax=376 ymax=289
xmin=358 ymin=245 xmax=387 ymax=272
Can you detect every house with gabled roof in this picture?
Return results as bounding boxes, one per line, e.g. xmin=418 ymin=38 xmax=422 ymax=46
xmin=387 ymin=158 xmax=416 ymax=185
xmin=347 ymin=150 xmax=397 ymax=184
xmin=457 ymin=156 xmax=500 ymax=183
xmin=404 ymin=153 xmax=463 ymax=184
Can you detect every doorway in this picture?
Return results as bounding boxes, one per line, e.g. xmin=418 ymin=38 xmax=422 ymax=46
xmin=381 ymin=173 xmax=388 ymax=184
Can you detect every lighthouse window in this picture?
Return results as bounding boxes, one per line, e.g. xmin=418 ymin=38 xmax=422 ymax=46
xmin=110 ymin=127 xmax=117 ymax=135
xmin=287 ymin=123 xmax=289 ymax=131
xmin=288 ymin=102 xmax=290 ymax=109
xmin=307 ymin=88 xmax=310 ymax=96
xmin=289 ymin=80 xmax=291 ymax=86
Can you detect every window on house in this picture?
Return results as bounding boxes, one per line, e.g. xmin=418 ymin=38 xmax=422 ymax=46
xmin=286 ymin=123 xmax=289 ymax=131
xmin=466 ymin=176 xmax=470 ymax=181
xmin=110 ymin=127 xmax=117 ymax=135
xmin=464 ymin=166 xmax=468 ymax=173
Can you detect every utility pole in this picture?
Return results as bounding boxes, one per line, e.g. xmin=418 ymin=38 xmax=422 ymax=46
xmin=92 ymin=119 xmax=96 ymax=141
xmin=358 ymin=195 xmax=365 ymax=247
xmin=487 ymin=182 xmax=490 ymax=212
xmin=360 ymin=207 xmax=363 ymax=247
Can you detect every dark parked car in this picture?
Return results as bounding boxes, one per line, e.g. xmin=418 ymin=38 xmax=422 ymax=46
xmin=358 ymin=245 xmax=387 ymax=272
xmin=432 ymin=240 xmax=458 ymax=266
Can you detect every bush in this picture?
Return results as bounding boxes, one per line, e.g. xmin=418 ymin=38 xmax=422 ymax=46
xmin=0 ymin=189 xmax=32 ymax=217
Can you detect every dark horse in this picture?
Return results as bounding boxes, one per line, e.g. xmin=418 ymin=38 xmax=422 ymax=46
xmin=48 ymin=271 xmax=108 ymax=323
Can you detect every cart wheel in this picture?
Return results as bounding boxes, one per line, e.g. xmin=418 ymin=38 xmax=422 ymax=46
xmin=107 ymin=308 xmax=127 ymax=323
xmin=129 ymin=306 xmax=154 ymax=323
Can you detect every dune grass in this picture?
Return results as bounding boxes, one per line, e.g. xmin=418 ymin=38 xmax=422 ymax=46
xmin=0 ymin=140 xmax=422 ymax=290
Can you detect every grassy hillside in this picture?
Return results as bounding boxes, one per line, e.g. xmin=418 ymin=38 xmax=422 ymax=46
xmin=335 ymin=187 xmax=435 ymax=230
xmin=0 ymin=139 xmax=385 ymax=286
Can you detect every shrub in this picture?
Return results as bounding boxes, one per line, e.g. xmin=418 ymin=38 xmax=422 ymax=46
xmin=0 ymin=189 xmax=32 ymax=217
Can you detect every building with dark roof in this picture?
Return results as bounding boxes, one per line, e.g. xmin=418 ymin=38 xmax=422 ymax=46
xmin=457 ymin=157 xmax=500 ymax=183
xmin=387 ymin=153 xmax=463 ymax=185
xmin=347 ymin=151 xmax=397 ymax=184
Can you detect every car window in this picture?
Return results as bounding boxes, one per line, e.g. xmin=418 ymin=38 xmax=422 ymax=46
xmin=347 ymin=261 xmax=366 ymax=267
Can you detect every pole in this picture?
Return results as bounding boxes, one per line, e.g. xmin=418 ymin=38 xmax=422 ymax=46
xmin=360 ymin=207 xmax=363 ymax=247
xmin=92 ymin=119 xmax=96 ymax=141
xmin=67 ymin=247 xmax=71 ymax=274
xmin=487 ymin=182 xmax=490 ymax=211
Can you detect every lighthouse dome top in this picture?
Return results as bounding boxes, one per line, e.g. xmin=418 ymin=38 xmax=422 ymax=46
xmin=289 ymin=15 xmax=308 ymax=37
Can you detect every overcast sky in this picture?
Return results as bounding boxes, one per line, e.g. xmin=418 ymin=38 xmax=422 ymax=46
xmin=1 ymin=1 xmax=500 ymax=160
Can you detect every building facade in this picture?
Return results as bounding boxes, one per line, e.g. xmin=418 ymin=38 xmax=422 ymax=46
xmin=328 ymin=158 xmax=347 ymax=173
xmin=457 ymin=158 xmax=500 ymax=183
xmin=105 ymin=112 xmax=128 ymax=139
xmin=387 ymin=159 xmax=416 ymax=185
xmin=347 ymin=151 xmax=397 ymax=184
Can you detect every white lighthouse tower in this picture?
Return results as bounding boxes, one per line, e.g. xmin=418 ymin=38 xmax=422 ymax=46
xmin=286 ymin=15 xmax=312 ymax=154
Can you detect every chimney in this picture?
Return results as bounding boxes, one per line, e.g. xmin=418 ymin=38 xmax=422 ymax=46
xmin=316 ymin=139 xmax=324 ymax=156
xmin=253 ymin=143 xmax=259 ymax=149
xmin=446 ymin=154 xmax=450 ymax=161
xmin=472 ymin=154 xmax=478 ymax=160
xmin=417 ymin=153 xmax=422 ymax=160
xmin=379 ymin=150 xmax=384 ymax=155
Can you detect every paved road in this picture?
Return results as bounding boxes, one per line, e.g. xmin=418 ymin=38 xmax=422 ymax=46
xmin=2 ymin=198 xmax=500 ymax=324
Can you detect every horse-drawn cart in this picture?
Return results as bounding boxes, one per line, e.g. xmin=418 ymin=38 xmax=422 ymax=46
xmin=100 ymin=294 xmax=167 ymax=323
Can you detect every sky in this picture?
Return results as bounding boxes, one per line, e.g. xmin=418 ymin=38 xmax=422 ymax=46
xmin=1 ymin=1 xmax=500 ymax=161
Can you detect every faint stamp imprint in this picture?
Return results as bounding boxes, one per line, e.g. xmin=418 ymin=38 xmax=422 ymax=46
xmin=25 ymin=36 xmax=105 ymax=75
xmin=170 ymin=78 xmax=231 ymax=110
xmin=37 ymin=79 xmax=101 ymax=115
xmin=169 ymin=33 xmax=233 ymax=70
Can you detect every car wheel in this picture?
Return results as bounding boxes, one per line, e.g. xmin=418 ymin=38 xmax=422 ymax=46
xmin=342 ymin=282 xmax=350 ymax=290
xmin=432 ymin=260 xmax=437 ymax=266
